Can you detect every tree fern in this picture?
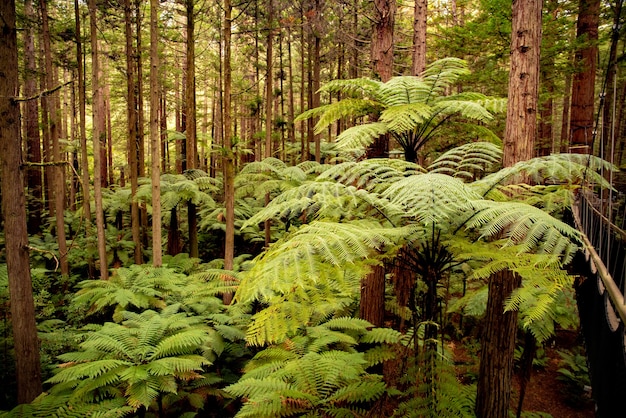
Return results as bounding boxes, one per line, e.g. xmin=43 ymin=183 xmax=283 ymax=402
xmin=296 ymin=58 xmax=503 ymax=162
xmin=45 ymin=305 xmax=213 ymax=415
xmin=227 ymin=318 xmax=398 ymax=417
xmin=71 ymin=265 xmax=187 ymax=322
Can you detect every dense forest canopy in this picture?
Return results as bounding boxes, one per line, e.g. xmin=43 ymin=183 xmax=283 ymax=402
xmin=0 ymin=0 xmax=624 ymax=416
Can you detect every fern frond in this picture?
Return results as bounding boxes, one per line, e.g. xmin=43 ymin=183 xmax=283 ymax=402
xmin=318 ymin=77 xmax=383 ymax=98
xmin=334 ymin=122 xmax=389 ymax=151
xmin=428 ymin=141 xmax=502 ymax=180
xmin=326 ymin=380 xmax=386 ymax=404
xmin=380 ymin=102 xmax=433 ymax=133
xmin=312 ymin=99 xmax=382 ymax=133
xmin=382 ymin=173 xmax=481 ymax=226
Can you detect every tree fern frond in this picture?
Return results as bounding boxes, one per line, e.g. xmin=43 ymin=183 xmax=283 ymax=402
xmin=334 ymin=122 xmax=389 ymax=151
xmin=382 ymin=173 xmax=481 ymax=226
xmin=433 ymin=99 xmax=494 ymax=123
xmin=475 ymin=153 xmax=615 ymax=195
xmin=318 ymin=77 xmax=383 ymax=98
xmin=381 ymin=76 xmax=432 ymax=105
xmin=380 ymin=103 xmax=433 ymax=133
xmin=465 ymin=201 xmax=581 ymax=260
xmin=311 ymin=99 xmax=382 ymax=133
xmin=420 ymin=57 xmax=470 ymax=100
xmin=428 ymin=141 xmax=502 ymax=180
xmin=326 ymin=380 xmax=386 ymax=404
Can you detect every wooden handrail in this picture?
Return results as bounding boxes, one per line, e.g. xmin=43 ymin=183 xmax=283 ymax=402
xmin=572 ymin=194 xmax=626 ymax=323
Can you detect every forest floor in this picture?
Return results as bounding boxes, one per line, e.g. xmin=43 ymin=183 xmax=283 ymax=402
xmin=451 ymin=329 xmax=596 ymax=418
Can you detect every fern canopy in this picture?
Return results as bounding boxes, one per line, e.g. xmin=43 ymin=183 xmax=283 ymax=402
xmin=296 ymin=58 xmax=504 ymax=162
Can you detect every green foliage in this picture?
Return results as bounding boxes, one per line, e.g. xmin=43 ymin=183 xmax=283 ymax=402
xmin=226 ymin=317 xmax=398 ymax=417
xmin=296 ymin=58 xmax=505 ymax=161
xmin=71 ymin=265 xmax=188 ymax=322
xmin=556 ymin=348 xmax=592 ymax=407
xmin=428 ymin=141 xmax=502 ymax=180
xmin=46 ymin=305 xmax=212 ymax=414
xmin=393 ymin=358 xmax=476 ymax=418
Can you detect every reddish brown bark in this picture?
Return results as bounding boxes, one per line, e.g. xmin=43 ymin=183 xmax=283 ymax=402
xmin=0 ymin=0 xmax=43 ymax=403
xmin=569 ymin=0 xmax=600 ymax=153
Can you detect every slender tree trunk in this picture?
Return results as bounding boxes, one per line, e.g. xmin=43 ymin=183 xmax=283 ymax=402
xmin=75 ymin=0 xmax=94 ymax=277
xmin=150 ymin=0 xmax=162 ymax=267
xmin=223 ymin=0 xmax=236 ymax=304
xmin=569 ymin=0 xmax=600 ymax=153
xmin=125 ymin=0 xmax=142 ymax=265
xmin=88 ymin=0 xmax=109 ymax=279
xmin=477 ymin=1 xmax=541 ymax=416
xmin=185 ymin=0 xmax=199 ymax=258
xmin=313 ymin=1 xmax=321 ymax=162
xmin=264 ymin=0 xmax=275 ymax=248
xmin=41 ymin=0 xmax=69 ymax=276
xmin=412 ymin=0 xmax=427 ymax=76
xmin=23 ymin=0 xmax=43 ymax=235
xmin=0 ymin=0 xmax=43 ymax=402
xmin=601 ymin=0 xmax=622 ymax=161
xmin=105 ymin=79 xmax=113 ymax=187
xmin=300 ymin=5 xmax=306 ymax=162
xmin=560 ymin=61 xmax=573 ymax=152
xmin=538 ymin=58 xmax=554 ymax=156
xmin=287 ymin=23 xmax=296 ymax=163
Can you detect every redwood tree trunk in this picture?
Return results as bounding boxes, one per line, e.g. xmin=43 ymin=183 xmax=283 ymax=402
xmin=125 ymin=0 xmax=142 ymax=265
xmin=569 ymin=0 xmax=600 ymax=153
xmin=223 ymin=0 xmax=236 ymax=304
xmin=23 ymin=0 xmax=43 ymax=235
xmin=89 ymin=0 xmax=109 ymax=279
xmin=372 ymin=0 xmax=396 ymax=82
xmin=476 ymin=270 xmax=522 ymax=417
xmin=412 ymin=0 xmax=427 ymax=76
xmin=476 ymin=0 xmax=541 ymax=416
xmin=41 ymin=0 xmax=69 ymax=276
xmin=186 ymin=0 xmax=199 ymax=258
xmin=359 ymin=264 xmax=386 ymax=327
xmin=0 ymin=0 xmax=43 ymax=403
xmin=150 ymin=0 xmax=162 ymax=267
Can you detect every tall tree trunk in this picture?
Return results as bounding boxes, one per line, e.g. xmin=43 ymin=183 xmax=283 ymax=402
xmin=41 ymin=0 xmax=69 ymax=276
xmin=300 ymin=5 xmax=307 ymax=162
xmin=186 ymin=0 xmax=199 ymax=258
xmin=150 ymin=0 xmax=162 ymax=267
xmin=287 ymin=23 xmax=296 ymax=163
xmin=313 ymin=1 xmax=321 ymax=163
xmin=569 ymin=0 xmax=600 ymax=153
xmin=372 ymin=0 xmax=396 ymax=82
xmin=601 ymin=0 xmax=622 ymax=162
xmin=476 ymin=1 xmax=541 ymax=416
xmin=136 ymin=0 xmax=148 ymax=253
xmin=264 ymin=0 xmax=275 ymax=248
xmin=23 ymin=0 xmax=43 ymax=235
xmin=560 ymin=59 xmax=573 ymax=152
xmin=412 ymin=0 xmax=427 ymax=76
xmin=0 ymin=0 xmax=43 ymax=402
xmin=125 ymin=0 xmax=142 ymax=265
xmin=538 ymin=57 xmax=554 ymax=156
xmin=223 ymin=0 xmax=236 ymax=304
xmin=75 ymin=0 xmax=94 ymax=277
xmin=89 ymin=0 xmax=109 ymax=279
